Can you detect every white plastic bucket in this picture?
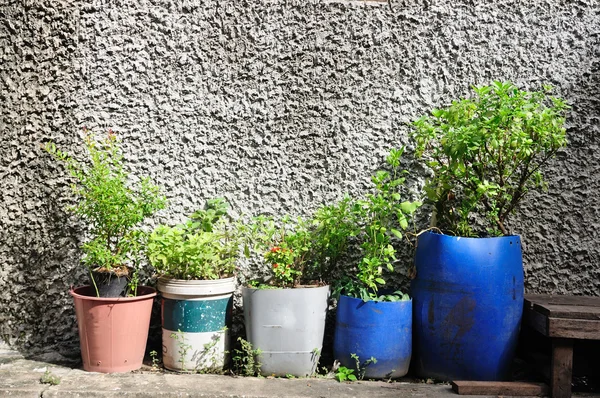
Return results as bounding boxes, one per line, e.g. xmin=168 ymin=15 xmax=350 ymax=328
xmin=158 ymin=277 xmax=236 ymax=372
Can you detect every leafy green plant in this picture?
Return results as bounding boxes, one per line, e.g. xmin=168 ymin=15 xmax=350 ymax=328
xmin=264 ymin=246 xmax=300 ymax=286
xmin=246 ymin=197 xmax=360 ymax=289
xmin=170 ymin=329 xmax=192 ymax=372
xmin=245 ymin=215 xmax=314 ymax=288
xmin=351 ymin=353 xmax=377 ymax=380
xmin=376 ymin=290 xmax=410 ymax=302
xmin=40 ymin=369 xmax=61 ymax=385
xmin=412 ymin=81 xmax=569 ymax=237
xmin=306 ymin=196 xmax=359 ymax=282
xmin=147 ymin=198 xmax=239 ymax=280
xmin=246 ymin=150 xmax=418 ymax=294
xmin=194 ymin=328 xmax=228 ymax=374
xmin=149 ymin=350 xmax=160 ymax=371
xmin=334 ymin=147 xmax=421 ymax=301
xmin=44 ymin=130 xmax=166 ymax=296
xmin=231 ymin=337 xmax=262 ymax=377
xmin=335 ymin=366 xmax=357 ymax=382
xmin=264 ymin=217 xmax=312 ymax=287
xmin=335 ymin=353 xmax=378 ymax=381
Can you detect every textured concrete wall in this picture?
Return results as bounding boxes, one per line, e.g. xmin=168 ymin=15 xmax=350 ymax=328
xmin=1 ymin=0 xmax=599 ymax=356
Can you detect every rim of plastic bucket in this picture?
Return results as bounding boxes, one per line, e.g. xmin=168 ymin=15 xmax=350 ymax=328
xmin=69 ymin=285 xmax=157 ymax=302
xmin=242 ymin=284 xmax=329 ymax=292
xmin=339 ymin=294 xmax=412 ymax=307
xmin=158 ymin=276 xmax=236 ymax=296
xmin=420 ymin=230 xmax=521 ymax=242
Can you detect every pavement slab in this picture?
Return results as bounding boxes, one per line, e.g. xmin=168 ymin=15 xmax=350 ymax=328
xmin=1 ymin=350 xmax=598 ymax=397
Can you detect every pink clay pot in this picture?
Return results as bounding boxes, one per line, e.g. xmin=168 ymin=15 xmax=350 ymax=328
xmin=70 ymin=286 xmax=157 ymax=373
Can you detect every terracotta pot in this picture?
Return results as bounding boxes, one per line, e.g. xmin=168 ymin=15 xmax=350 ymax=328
xmin=70 ymin=285 xmax=157 ymax=373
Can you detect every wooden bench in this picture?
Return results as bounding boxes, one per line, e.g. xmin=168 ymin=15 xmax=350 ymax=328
xmin=523 ymin=294 xmax=600 ymax=398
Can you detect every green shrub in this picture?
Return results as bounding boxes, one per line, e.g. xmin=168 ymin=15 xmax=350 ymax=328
xmin=412 ymin=81 xmax=568 ymax=236
xmin=45 ymin=130 xmax=166 ymax=295
xmin=147 ymin=198 xmax=239 ymax=280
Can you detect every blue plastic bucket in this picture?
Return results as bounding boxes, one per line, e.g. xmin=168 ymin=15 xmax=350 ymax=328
xmin=334 ymin=294 xmax=412 ymax=379
xmin=411 ymin=231 xmax=524 ymax=381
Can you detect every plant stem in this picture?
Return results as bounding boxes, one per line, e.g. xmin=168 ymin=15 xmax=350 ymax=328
xmin=89 ymin=268 xmax=100 ymax=297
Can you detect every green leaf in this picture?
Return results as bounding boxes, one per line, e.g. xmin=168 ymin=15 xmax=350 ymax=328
xmin=398 ymin=216 xmax=408 ymax=230
xmin=400 ymin=201 xmax=420 ymax=215
xmin=390 ymin=229 xmax=403 ymax=239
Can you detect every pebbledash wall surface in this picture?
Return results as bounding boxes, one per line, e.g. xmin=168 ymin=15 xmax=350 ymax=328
xmin=1 ymin=0 xmax=599 ymax=357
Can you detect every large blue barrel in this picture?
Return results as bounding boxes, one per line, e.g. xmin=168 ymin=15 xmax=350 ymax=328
xmin=411 ymin=231 xmax=524 ymax=381
xmin=334 ymin=294 xmax=412 ymax=379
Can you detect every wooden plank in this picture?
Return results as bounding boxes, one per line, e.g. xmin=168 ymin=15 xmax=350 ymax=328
xmin=548 ymin=317 xmax=600 ymax=339
xmin=524 ymin=306 xmax=549 ymax=336
xmin=450 ymin=381 xmax=549 ymax=396
xmin=551 ymin=338 xmax=573 ymax=398
xmin=525 ymin=294 xmax=600 ymax=307
xmin=533 ymin=303 xmax=600 ymax=320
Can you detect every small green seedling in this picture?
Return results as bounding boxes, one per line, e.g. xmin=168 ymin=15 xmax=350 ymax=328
xmin=232 ymin=337 xmax=262 ymax=377
xmin=335 ymin=366 xmax=357 ymax=382
xmin=40 ymin=369 xmax=61 ymax=385
xmin=149 ymin=350 xmax=160 ymax=371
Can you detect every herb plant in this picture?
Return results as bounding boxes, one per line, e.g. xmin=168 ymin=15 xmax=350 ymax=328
xmin=44 ymin=130 xmax=166 ymax=296
xmin=412 ymin=81 xmax=569 ymax=237
xmin=335 ymin=353 xmax=377 ymax=382
xmin=246 ymin=216 xmax=312 ymax=288
xmin=40 ymin=370 xmax=61 ymax=386
xmin=335 ymin=366 xmax=357 ymax=382
xmin=246 ymin=149 xmax=419 ymax=294
xmin=335 ymin=147 xmax=421 ymax=301
xmin=231 ymin=337 xmax=263 ymax=377
xmin=307 ymin=196 xmax=359 ymax=282
xmin=147 ymin=198 xmax=239 ymax=280
xmin=265 ymin=246 xmax=300 ymax=287
xmin=246 ymin=197 xmax=358 ymax=289
xmin=351 ymin=353 xmax=377 ymax=381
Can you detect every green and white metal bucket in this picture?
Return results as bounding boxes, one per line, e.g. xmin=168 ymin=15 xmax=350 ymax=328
xmin=158 ymin=277 xmax=235 ymax=372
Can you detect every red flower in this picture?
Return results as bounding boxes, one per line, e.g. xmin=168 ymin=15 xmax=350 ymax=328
xmin=270 ymin=247 xmax=281 ymax=253
xmin=273 ymin=263 xmax=278 ymax=268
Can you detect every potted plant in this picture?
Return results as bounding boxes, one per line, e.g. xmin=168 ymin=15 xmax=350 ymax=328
xmin=333 ymin=147 xmax=421 ymax=380
xmin=242 ymin=200 xmax=356 ymax=377
xmin=147 ymin=198 xmax=240 ymax=372
xmin=410 ymin=81 xmax=569 ymax=381
xmin=44 ymin=130 xmax=166 ymax=373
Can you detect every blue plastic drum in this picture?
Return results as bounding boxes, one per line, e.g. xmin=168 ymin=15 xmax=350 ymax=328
xmin=411 ymin=231 xmax=524 ymax=381
xmin=334 ymin=294 xmax=412 ymax=379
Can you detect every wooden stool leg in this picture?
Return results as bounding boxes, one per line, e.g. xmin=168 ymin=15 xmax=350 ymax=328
xmin=551 ymin=338 xmax=573 ymax=398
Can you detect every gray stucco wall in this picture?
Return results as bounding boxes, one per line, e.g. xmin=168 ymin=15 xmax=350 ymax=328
xmin=1 ymin=0 xmax=599 ymax=356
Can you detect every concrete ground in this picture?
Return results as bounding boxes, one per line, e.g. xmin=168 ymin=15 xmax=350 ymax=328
xmin=2 ymin=348 xmax=598 ymax=398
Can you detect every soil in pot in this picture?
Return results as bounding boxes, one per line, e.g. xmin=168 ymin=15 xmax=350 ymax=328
xmin=91 ymin=268 xmax=129 ymax=298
